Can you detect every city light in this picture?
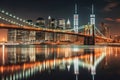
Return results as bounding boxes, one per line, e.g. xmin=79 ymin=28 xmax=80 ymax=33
xmin=0 ymin=0 xmax=119 ymax=80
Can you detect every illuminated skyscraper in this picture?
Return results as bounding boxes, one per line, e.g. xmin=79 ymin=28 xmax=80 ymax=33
xmin=90 ymin=4 xmax=95 ymax=35
xmin=48 ymin=16 xmax=57 ymax=29
xmin=48 ymin=16 xmax=51 ymax=28
xmin=36 ymin=17 xmax=45 ymax=27
xmin=51 ymin=18 xmax=57 ymax=29
xmin=58 ymin=18 xmax=65 ymax=29
xmin=66 ymin=18 xmax=71 ymax=29
xmin=73 ymin=3 xmax=79 ymax=33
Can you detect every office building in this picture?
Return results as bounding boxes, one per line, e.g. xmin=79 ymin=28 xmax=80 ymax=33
xmin=36 ymin=17 xmax=45 ymax=27
xmin=73 ymin=3 xmax=79 ymax=33
xmin=58 ymin=18 xmax=66 ymax=29
xmin=66 ymin=19 xmax=71 ymax=29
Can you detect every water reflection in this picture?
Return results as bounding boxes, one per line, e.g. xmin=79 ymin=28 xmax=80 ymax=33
xmin=0 ymin=45 xmax=119 ymax=80
xmin=2 ymin=44 xmax=5 ymax=65
xmin=7 ymin=45 xmax=36 ymax=64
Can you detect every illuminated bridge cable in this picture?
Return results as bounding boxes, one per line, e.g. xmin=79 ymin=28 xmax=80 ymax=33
xmin=64 ymin=25 xmax=85 ymax=32
xmin=0 ymin=9 xmax=38 ymax=27
xmin=95 ymin=27 xmax=106 ymax=38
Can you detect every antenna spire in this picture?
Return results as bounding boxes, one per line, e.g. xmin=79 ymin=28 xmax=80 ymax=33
xmin=92 ymin=4 xmax=94 ymax=14
xmin=75 ymin=3 xmax=77 ymax=14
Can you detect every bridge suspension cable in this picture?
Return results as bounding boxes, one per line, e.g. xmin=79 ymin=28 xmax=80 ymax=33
xmin=64 ymin=25 xmax=85 ymax=32
xmin=95 ymin=27 xmax=106 ymax=38
xmin=0 ymin=9 xmax=39 ymax=27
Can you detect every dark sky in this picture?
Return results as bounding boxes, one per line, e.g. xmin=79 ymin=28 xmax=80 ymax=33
xmin=0 ymin=0 xmax=120 ymax=36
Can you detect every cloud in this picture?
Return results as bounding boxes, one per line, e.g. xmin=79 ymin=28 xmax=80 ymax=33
xmin=104 ymin=0 xmax=116 ymax=2
xmin=116 ymin=19 xmax=120 ymax=22
xmin=104 ymin=18 xmax=114 ymax=21
xmin=104 ymin=17 xmax=120 ymax=23
xmin=104 ymin=2 xmax=119 ymax=11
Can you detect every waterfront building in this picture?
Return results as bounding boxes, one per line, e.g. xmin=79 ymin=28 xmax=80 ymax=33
xmin=8 ymin=20 xmax=36 ymax=42
xmin=66 ymin=18 xmax=71 ymax=29
xmin=35 ymin=17 xmax=45 ymax=41
xmin=36 ymin=17 xmax=45 ymax=27
xmin=51 ymin=18 xmax=57 ymax=29
xmin=8 ymin=29 xmax=16 ymax=42
xmin=29 ymin=31 xmax=36 ymax=42
xmin=47 ymin=16 xmax=57 ymax=29
xmin=27 ymin=20 xmax=36 ymax=42
xmin=44 ymin=16 xmax=52 ymax=41
xmin=0 ymin=29 xmax=7 ymax=42
xmin=8 ymin=29 xmax=30 ymax=42
xmin=58 ymin=18 xmax=66 ymax=29
xmin=48 ymin=16 xmax=51 ymax=28
xmin=47 ymin=17 xmax=57 ymax=41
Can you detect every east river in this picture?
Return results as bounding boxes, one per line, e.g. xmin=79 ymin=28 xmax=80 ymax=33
xmin=0 ymin=44 xmax=120 ymax=80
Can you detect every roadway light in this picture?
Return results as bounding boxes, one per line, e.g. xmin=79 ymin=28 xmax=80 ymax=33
xmin=16 ymin=23 xmax=18 ymax=25
xmin=28 ymin=23 xmax=30 ymax=25
xmin=32 ymin=23 xmax=34 ymax=26
xmin=20 ymin=24 xmax=22 ymax=26
xmin=16 ymin=17 xmax=19 ymax=20
xmin=18 ymin=24 xmax=20 ymax=26
xmin=20 ymin=18 xmax=22 ymax=21
xmin=9 ymin=14 xmax=12 ymax=17
xmin=23 ymin=20 xmax=25 ymax=22
xmin=13 ymin=22 xmax=15 ymax=24
xmin=2 ymin=17 xmax=5 ymax=20
xmin=26 ymin=22 xmax=28 ymax=23
xmin=11 ymin=21 xmax=13 ymax=23
xmin=6 ymin=19 xmax=8 ymax=22
xmin=5 ymin=12 xmax=9 ymax=15
xmin=13 ymin=16 xmax=16 ymax=18
xmin=12 ymin=21 xmax=14 ymax=23
xmin=1 ymin=10 xmax=5 ymax=13
xmin=8 ymin=20 xmax=10 ymax=22
xmin=5 ymin=19 xmax=7 ymax=21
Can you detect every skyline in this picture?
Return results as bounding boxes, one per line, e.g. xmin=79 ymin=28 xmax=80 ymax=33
xmin=0 ymin=0 xmax=120 ymax=36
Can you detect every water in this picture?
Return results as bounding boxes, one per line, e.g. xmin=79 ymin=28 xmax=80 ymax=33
xmin=0 ymin=44 xmax=120 ymax=80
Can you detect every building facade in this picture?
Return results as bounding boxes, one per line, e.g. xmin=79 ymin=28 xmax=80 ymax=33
xmin=73 ymin=4 xmax=79 ymax=33
xmin=58 ymin=18 xmax=66 ymax=29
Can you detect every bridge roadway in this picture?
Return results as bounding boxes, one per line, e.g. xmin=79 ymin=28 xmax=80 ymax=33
xmin=0 ymin=23 xmax=112 ymax=41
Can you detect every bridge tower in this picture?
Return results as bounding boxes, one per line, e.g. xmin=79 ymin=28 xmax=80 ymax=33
xmin=84 ymin=4 xmax=95 ymax=45
xmin=84 ymin=25 xmax=95 ymax=45
xmin=73 ymin=3 xmax=79 ymax=33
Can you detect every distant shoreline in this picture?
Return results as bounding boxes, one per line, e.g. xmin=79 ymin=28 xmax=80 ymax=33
xmin=0 ymin=42 xmax=120 ymax=46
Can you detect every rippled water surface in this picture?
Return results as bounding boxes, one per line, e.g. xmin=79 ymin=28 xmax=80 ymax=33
xmin=0 ymin=44 xmax=120 ymax=80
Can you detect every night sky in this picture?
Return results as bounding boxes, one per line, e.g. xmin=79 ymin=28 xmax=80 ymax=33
xmin=0 ymin=0 xmax=120 ymax=36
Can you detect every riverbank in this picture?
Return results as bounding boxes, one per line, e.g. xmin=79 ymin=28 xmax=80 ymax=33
xmin=0 ymin=42 xmax=120 ymax=46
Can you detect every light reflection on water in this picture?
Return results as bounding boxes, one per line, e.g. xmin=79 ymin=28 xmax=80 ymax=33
xmin=0 ymin=44 xmax=120 ymax=80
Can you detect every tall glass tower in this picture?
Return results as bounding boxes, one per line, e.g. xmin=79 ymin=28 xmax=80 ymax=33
xmin=73 ymin=4 xmax=79 ymax=33
xmin=90 ymin=4 xmax=95 ymax=35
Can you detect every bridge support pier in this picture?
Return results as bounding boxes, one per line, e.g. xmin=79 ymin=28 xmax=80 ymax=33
xmin=84 ymin=36 xmax=95 ymax=45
